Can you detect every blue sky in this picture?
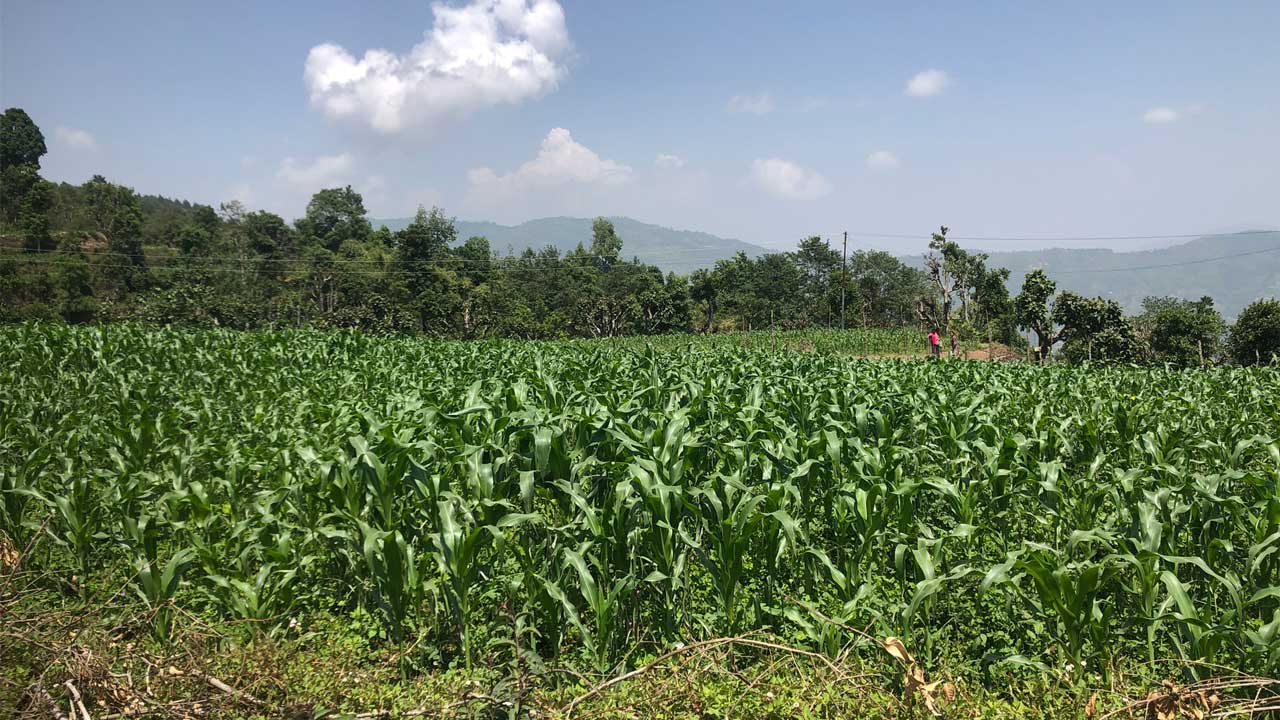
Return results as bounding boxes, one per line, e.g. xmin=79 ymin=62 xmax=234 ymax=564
xmin=4 ymin=1 xmax=1278 ymax=252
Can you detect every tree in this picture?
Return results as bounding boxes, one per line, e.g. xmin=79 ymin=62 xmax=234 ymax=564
xmin=918 ymin=226 xmax=966 ymax=341
xmin=590 ymin=217 xmax=623 ymax=270
xmin=1054 ymin=293 xmax=1140 ymax=364
xmin=81 ymin=176 xmax=148 ymax=289
xmin=689 ymin=269 xmax=716 ymax=332
xmin=1135 ymin=296 xmax=1225 ymax=367
xmin=191 ymin=204 xmax=220 ymax=235
xmin=1227 ymin=299 xmax=1280 ymax=366
xmin=19 ymin=178 xmax=54 ymax=252
xmin=218 ymin=200 xmax=246 ymax=224
xmin=397 ymin=206 xmax=456 ymax=266
xmin=793 ymin=236 xmax=840 ymax=326
xmin=1014 ymin=269 xmax=1058 ymax=360
xmin=1 ymin=108 xmax=48 ymax=225
xmin=176 ymin=224 xmax=212 ymax=256
xmin=297 ymin=186 xmax=371 ymax=250
xmin=850 ymin=250 xmax=929 ymax=328
xmin=0 ymin=108 xmax=47 ymax=169
xmin=455 ymin=236 xmax=492 ymax=286
xmin=396 ymin=207 xmax=462 ymax=333
xmin=243 ymin=211 xmax=293 ymax=257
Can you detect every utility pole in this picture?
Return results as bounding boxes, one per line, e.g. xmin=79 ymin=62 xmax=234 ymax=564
xmin=840 ymin=231 xmax=848 ymax=330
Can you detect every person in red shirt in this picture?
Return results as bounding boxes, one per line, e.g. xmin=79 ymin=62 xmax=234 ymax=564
xmin=928 ymin=328 xmax=941 ymax=359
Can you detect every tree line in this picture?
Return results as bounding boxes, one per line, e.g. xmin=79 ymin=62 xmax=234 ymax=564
xmin=3 ymin=106 xmax=1278 ymax=365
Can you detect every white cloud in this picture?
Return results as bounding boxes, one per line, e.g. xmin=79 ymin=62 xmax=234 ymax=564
xmin=54 ymin=127 xmax=96 ymax=150
xmin=866 ymin=150 xmax=900 ymax=169
xmin=905 ymin=69 xmax=948 ymax=97
xmin=1143 ymin=107 xmax=1178 ymax=124
xmin=469 ymin=127 xmax=631 ymax=194
xmin=304 ymin=0 xmax=570 ymax=134
xmin=654 ymin=153 xmax=685 ymax=169
xmin=750 ymin=158 xmax=831 ymax=200
xmin=728 ymin=93 xmax=775 ymax=115
xmin=276 ymin=153 xmax=356 ymax=186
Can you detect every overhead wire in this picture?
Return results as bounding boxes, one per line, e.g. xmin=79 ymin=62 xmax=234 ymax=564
xmin=842 ymin=228 xmax=1279 ymax=242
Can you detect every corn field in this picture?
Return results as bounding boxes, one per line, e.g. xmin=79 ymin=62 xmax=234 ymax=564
xmin=2 ymin=324 xmax=1278 ymax=680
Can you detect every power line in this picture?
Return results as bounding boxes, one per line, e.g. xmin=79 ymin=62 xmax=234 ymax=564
xmin=845 ymin=228 xmax=1278 ymax=242
xmin=1047 ymin=244 xmax=1280 ymax=274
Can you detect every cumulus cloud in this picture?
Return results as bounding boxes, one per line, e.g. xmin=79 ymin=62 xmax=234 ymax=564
xmin=750 ymin=158 xmax=831 ymax=200
xmin=654 ymin=153 xmax=685 ymax=169
xmin=277 ymin=153 xmax=356 ymax=186
xmin=54 ymin=126 xmax=96 ymax=150
xmin=905 ymin=69 xmax=948 ymax=97
xmin=469 ymin=128 xmax=631 ymax=194
xmin=728 ymin=93 xmax=775 ymax=115
xmin=1143 ymin=107 xmax=1178 ymax=124
xmin=866 ymin=150 xmax=900 ymax=169
xmin=304 ymin=0 xmax=570 ymax=133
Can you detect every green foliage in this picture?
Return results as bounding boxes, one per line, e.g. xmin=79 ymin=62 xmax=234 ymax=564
xmin=18 ymin=178 xmax=54 ymax=251
xmin=1135 ymin=296 xmax=1226 ymax=367
xmin=0 ymin=107 xmax=47 ymax=170
xmin=297 ymin=185 xmax=372 ymax=250
xmin=4 ymin=324 xmax=1279 ymax=684
xmin=1228 ymin=298 xmax=1280 ymax=366
xmin=590 ymin=217 xmax=623 ymax=269
xmin=1 ymin=107 xmax=49 ymax=225
xmin=1015 ymin=269 xmax=1058 ymax=359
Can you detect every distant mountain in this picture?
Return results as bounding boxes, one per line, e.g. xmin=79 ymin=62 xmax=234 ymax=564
xmin=374 ymin=216 xmax=768 ymax=274
xmin=930 ymin=232 xmax=1280 ymax=320
xmin=374 ymin=214 xmax=1278 ymax=319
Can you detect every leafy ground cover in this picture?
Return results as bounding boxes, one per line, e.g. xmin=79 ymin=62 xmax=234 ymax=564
xmin=3 ymin=324 xmax=1279 ymax=717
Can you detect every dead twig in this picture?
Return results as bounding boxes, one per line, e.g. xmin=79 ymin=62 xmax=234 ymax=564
xmin=64 ymin=680 xmax=92 ymax=720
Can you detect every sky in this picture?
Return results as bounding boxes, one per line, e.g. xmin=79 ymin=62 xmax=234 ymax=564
xmin=3 ymin=0 xmax=1279 ymax=253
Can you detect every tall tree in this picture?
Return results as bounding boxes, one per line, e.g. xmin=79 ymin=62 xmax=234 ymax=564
xmin=81 ymin=176 xmax=147 ymax=289
xmin=1228 ymin=299 xmax=1280 ymax=366
xmin=297 ymin=186 xmax=372 ymax=250
xmin=396 ymin=206 xmax=457 ymax=266
xmin=1135 ymin=296 xmax=1225 ymax=367
xmin=396 ymin=206 xmax=461 ymax=333
xmin=18 ymin=179 xmax=54 ymax=252
xmin=0 ymin=108 xmax=48 ymax=225
xmin=590 ymin=217 xmax=623 ymax=270
xmin=1014 ymin=269 xmax=1060 ymax=361
xmin=849 ymin=250 xmax=929 ymax=328
xmin=918 ymin=226 xmax=961 ymax=339
xmin=793 ymin=236 xmax=840 ymax=326
xmin=0 ymin=108 xmax=47 ymax=169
